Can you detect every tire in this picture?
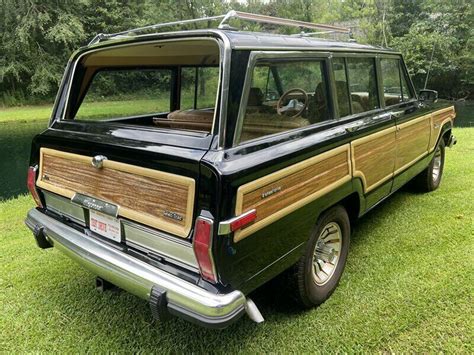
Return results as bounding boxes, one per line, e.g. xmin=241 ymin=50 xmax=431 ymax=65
xmin=413 ymin=139 xmax=445 ymax=192
xmin=293 ymin=205 xmax=351 ymax=308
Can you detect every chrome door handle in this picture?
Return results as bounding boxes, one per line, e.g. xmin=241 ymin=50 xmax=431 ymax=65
xmin=391 ymin=110 xmax=405 ymax=118
xmin=372 ymin=112 xmax=392 ymax=121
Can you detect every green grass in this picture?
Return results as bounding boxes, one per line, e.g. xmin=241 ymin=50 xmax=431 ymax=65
xmin=0 ymin=96 xmax=215 ymax=123
xmin=0 ymin=100 xmax=165 ymax=123
xmin=1 ymin=129 xmax=473 ymax=352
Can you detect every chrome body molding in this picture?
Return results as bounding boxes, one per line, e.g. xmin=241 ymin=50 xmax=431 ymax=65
xmin=25 ymin=208 xmax=258 ymax=327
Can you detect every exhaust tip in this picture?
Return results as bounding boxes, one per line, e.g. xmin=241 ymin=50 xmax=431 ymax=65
xmin=245 ymin=298 xmax=264 ymax=323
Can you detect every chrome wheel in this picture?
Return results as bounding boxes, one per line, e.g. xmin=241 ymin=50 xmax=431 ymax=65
xmin=432 ymin=146 xmax=442 ymax=183
xmin=312 ymin=222 xmax=342 ymax=285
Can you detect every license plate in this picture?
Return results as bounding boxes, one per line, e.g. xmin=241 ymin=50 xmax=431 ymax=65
xmin=89 ymin=210 xmax=122 ymax=242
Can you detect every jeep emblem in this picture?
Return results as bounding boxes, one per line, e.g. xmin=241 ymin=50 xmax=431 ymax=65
xmin=91 ymin=155 xmax=107 ymax=169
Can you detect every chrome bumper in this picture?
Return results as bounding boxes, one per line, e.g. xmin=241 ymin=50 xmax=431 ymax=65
xmin=25 ymin=208 xmax=263 ymax=328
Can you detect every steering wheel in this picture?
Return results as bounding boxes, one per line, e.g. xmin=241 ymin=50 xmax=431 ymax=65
xmin=277 ymin=88 xmax=309 ymax=118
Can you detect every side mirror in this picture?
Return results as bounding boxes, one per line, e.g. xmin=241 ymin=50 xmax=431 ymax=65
xmin=419 ymin=89 xmax=438 ymax=103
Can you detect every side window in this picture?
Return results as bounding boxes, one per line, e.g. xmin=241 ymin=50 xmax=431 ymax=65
xmin=332 ymin=57 xmax=351 ymax=117
xmin=380 ymin=58 xmax=414 ymax=106
xmin=347 ymin=57 xmax=379 ymax=113
xmin=237 ymin=59 xmax=330 ymax=144
xmin=399 ymin=65 xmax=414 ymax=102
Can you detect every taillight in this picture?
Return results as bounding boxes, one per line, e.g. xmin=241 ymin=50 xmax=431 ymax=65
xmin=27 ymin=165 xmax=43 ymax=208
xmin=193 ymin=216 xmax=217 ymax=283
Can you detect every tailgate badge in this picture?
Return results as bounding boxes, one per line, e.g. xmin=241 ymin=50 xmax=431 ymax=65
xmin=91 ymin=155 xmax=107 ymax=169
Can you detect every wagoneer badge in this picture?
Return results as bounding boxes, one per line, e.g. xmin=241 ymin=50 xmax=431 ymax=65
xmin=71 ymin=193 xmax=119 ymax=217
xmin=163 ymin=211 xmax=183 ymax=221
xmin=91 ymin=155 xmax=107 ymax=169
xmin=261 ymin=186 xmax=282 ymax=199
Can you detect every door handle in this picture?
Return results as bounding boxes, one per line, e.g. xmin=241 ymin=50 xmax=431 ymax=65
xmin=372 ymin=112 xmax=392 ymax=121
xmin=391 ymin=110 xmax=405 ymax=118
xmin=345 ymin=126 xmax=360 ymax=133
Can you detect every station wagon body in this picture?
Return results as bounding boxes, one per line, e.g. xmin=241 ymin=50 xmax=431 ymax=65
xmin=25 ymin=12 xmax=456 ymax=328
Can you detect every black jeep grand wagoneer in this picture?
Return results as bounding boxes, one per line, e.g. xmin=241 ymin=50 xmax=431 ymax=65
xmin=25 ymin=11 xmax=456 ymax=328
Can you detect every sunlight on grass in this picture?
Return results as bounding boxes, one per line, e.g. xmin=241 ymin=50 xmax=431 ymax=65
xmin=0 ymin=128 xmax=472 ymax=352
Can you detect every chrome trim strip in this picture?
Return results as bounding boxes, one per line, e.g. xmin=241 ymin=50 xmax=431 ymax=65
xmin=218 ymin=209 xmax=257 ymax=235
xmin=25 ymin=208 xmax=247 ymax=323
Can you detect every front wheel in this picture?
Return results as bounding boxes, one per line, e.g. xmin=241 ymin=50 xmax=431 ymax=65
xmin=293 ymin=205 xmax=351 ymax=308
xmin=413 ymin=139 xmax=445 ymax=192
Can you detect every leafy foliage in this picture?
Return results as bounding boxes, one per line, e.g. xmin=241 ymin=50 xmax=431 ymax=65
xmin=0 ymin=0 xmax=472 ymax=106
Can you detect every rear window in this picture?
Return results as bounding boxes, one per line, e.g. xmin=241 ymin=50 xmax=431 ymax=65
xmin=76 ymin=69 xmax=173 ymax=120
xmin=64 ymin=39 xmax=220 ymax=133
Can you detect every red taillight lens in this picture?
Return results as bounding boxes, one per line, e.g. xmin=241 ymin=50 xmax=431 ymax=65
xmin=229 ymin=209 xmax=257 ymax=232
xmin=27 ymin=166 xmax=43 ymax=208
xmin=193 ymin=217 xmax=217 ymax=283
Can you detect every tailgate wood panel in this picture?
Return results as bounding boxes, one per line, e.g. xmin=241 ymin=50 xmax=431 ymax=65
xmin=37 ymin=148 xmax=195 ymax=238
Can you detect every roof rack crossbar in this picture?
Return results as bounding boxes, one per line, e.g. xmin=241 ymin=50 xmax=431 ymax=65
xmin=88 ymin=10 xmax=352 ymax=45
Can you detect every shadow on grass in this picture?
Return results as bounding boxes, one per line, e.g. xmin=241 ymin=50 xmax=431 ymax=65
xmin=25 ymin=185 xmax=419 ymax=349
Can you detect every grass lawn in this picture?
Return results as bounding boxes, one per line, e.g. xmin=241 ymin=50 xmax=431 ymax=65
xmin=0 ymin=128 xmax=473 ymax=352
xmin=0 ymin=99 xmax=166 ymax=123
xmin=0 ymin=96 xmax=212 ymax=124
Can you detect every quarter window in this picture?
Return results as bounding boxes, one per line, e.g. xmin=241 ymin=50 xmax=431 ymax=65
xmin=237 ymin=59 xmax=330 ymax=144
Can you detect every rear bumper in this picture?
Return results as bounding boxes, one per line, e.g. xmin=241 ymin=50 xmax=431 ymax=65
xmin=25 ymin=208 xmax=260 ymax=328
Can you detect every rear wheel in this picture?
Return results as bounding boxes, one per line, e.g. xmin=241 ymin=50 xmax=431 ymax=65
xmin=293 ymin=205 xmax=350 ymax=307
xmin=413 ymin=139 xmax=445 ymax=192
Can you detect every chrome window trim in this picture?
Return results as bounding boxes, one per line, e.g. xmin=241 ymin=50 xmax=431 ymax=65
xmin=233 ymin=51 xmax=331 ymax=146
xmin=232 ymin=46 xmax=400 ymax=55
xmin=59 ymin=36 xmax=225 ymax=139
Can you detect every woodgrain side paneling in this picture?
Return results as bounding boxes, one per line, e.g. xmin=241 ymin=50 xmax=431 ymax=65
xmin=429 ymin=106 xmax=456 ymax=152
xmin=351 ymin=126 xmax=396 ymax=193
xmin=395 ymin=115 xmax=431 ymax=174
xmin=37 ymin=148 xmax=195 ymax=238
xmin=234 ymin=145 xmax=351 ymax=242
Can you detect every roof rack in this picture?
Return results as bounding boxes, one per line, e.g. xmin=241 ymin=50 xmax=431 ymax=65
xmin=88 ymin=10 xmax=352 ymax=45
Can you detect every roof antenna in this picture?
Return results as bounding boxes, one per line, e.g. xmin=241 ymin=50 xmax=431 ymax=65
xmin=424 ymin=42 xmax=436 ymax=89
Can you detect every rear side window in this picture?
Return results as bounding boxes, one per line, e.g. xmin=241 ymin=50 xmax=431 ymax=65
xmin=332 ymin=58 xmax=351 ymax=117
xmin=75 ymin=69 xmax=172 ymax=121
xmin=346 ymin=57 xmax=379 ymax=113
xmin=236 ymin=59 xmax=330 ymax=144
xmin=380 ymin=58 xmax=414 ymax=106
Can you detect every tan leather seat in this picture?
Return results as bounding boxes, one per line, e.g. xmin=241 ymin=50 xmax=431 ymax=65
xmin=153 ymin=109 xmax=213 ymax=132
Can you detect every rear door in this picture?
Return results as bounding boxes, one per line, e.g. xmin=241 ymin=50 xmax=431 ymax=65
xmin=333 ymin=54 xmax=397 ymax=208
xmin=377 ymin=55 xmax=430 ymax=191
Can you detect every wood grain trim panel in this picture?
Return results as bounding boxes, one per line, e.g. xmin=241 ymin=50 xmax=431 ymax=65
xmin=394 ymin=114 xmax=431 ymax=175
xmin=429 ymin=106 xmax=455 ymax=152
xmin=351 ymin=126 xmax=396 ymax=193
xmin=37 ymin=148 xmax=195 ymax=238
xmin=234 ymin=144 xmax=351 ymax=242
